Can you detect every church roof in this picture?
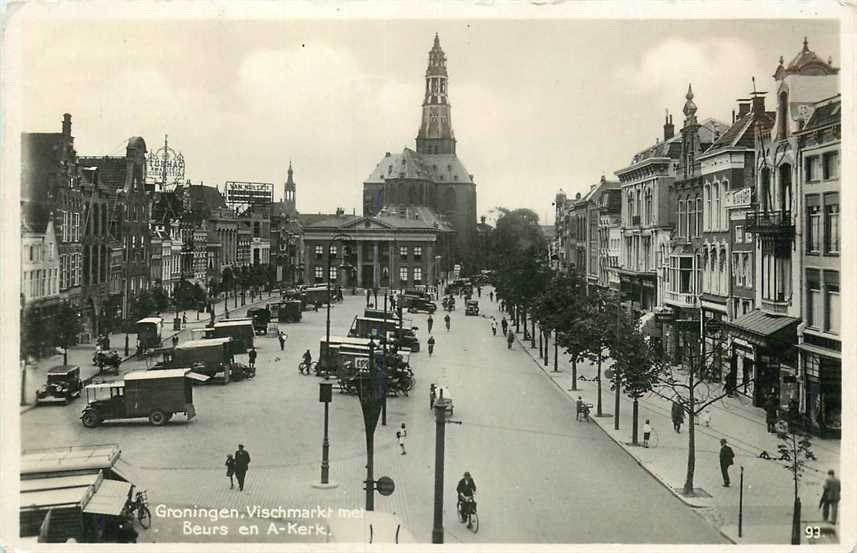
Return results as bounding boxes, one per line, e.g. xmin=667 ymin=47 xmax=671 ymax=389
xmin=774 ymin=37 xmax=839 ymax=80
xmin=365 ymin=148 xmax=473 ymax=185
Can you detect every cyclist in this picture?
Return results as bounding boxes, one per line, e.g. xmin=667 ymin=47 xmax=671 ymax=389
xmin=301 ymin=349 xmax=313 ymax=375
xmin=456 ymin=472 xmax=477 ymax=529
xmin=444 ymin=313 xmax=451 ymax=331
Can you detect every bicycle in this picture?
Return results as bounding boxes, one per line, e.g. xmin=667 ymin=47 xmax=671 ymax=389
xmin=576 ymin=402 xmax=593 ymax=423
xmin=298 ymin=360 xmax=318 ymax=375
xmin=457 ymin=495 xmax=479 ymax=533
xmin=125 ymin=487 xmax=151 ymax=529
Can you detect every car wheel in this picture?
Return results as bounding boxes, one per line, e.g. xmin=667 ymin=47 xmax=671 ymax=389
xmin=149 ymin=410 xmax=168 ymax=426
xmin=81 ymin=410 xmax=101 ymax=428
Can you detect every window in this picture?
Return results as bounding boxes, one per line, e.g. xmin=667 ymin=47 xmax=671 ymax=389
xmin=399 ymin=246 xmax=408 ymax=260
xmin=329 ymin=267 xmax=338 ymax=281
xmin=413 ymin=267 xmax=423 ymax=283
xmin=688 ymin=199 xmax=696 ymax=237
xmin=329 ymin=245 xmax=337 ymax=257
xmin=824 ymin=271 xmax=840 ymax=334
xmin=696 ymin=197 xmax=703 ymax=237
xmin=677 ymin=200 xmax=685 ymax=237
xmin=735 ymin=225 xmax=744 ymax=244
xmin=743 ymin=254 xmax=751 ymax=287
xmin=713 ymin=183 xmax=721 ymax=231
xmin=807 ymin=202 xmax=821 ymax=253
xmin=822 ymin=151 xmax=839 ymax=180
xmin=413 ymin=247 xmax=422 ymax=260
xmin=705 ymin=184 xmax=711 ymax=230
xmin=824 ymin=195 xmax=839 ymax=254
xmin=645 ymin=190 xmax=653 ymax=225
xmin=314 ymin=266 xmax=324 ymax=282
xmin=744 ymin=230 xmax=753 ymax=244
xmin=806 ymin=269 xmax=821 ymax=329
xmin=805 ymin=155 xmax=821 ymax=182
xmin=732 ymin=253 xmax=741 ymax=288
xmin=399 ymin=266 xmax=409 ymax=282
xmin=315 ymin=245 xmax=323 ymax=259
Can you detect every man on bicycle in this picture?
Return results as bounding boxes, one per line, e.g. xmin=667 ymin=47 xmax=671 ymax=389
xmin=301 ymin=349 xmax=312 ymax=374
xmin=456 ymin=472 xmax=477 ymax=529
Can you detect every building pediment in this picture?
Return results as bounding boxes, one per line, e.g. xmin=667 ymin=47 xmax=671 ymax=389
xmin=341 ymin=217 xmax=395 ymax=231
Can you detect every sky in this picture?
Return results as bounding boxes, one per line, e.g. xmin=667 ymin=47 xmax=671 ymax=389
xmin=15 ymin=16 xmax=840 ymax=225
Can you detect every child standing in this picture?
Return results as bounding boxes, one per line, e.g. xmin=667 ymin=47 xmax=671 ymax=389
xmin=643 ymin=419 xmax=652 ymax=448
xmin=225 ymin=454 xmax=236 ymax=489
xmin=397 ymin=423 xmax=407 ymax=455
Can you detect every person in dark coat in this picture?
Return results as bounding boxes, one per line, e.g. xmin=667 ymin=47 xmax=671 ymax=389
xmin=233 ymin=444 xmax=251 ymax=491
xmin=671 ymin=400 xmax=685 ymax=433
xmin=278 ymin=332 xmax=286 ymax=351
xmin=427 ymin=335 xmax=436 ymax=356
xmin=248 ymin=347 xmax=257 ymax=369
xmin=225 ymin=454 xmax=236 ymax=489
xmin=765 ymin=394 xmax=779 ymax=433
xmin=820 ymin=469 xmax=841 ymax=524
xmin=501 ymin=317 xmax=508 ymax=336
xmin=427 ymin=315 xmax=434 ymax=334
xmin=719 ymin=438 xmax=735 ymax=487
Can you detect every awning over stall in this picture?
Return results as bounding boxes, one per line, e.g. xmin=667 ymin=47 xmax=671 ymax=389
xmin=82 ymin=479 xmax=132 ymax=516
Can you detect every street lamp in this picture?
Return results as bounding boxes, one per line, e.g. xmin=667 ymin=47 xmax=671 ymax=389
xmin=323 ymin=233 xmax=352 ymax=376
xmin=312 ymin=382 xmax=338 ymax=489
xmin=357 ymin=336 xmax=383 ymax=510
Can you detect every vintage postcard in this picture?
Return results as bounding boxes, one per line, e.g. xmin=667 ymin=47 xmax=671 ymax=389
xmin=1 ymin=1 xmax=854 ymax=551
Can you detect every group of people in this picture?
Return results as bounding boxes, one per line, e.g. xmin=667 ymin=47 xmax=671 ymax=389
xmin=224 ymin=444 xmax=251 ymax=491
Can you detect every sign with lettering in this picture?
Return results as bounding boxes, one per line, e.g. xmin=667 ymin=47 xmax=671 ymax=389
xmin=145 ymin=145 xmax=185 ymax=189
xmin=726 ymin=188 xmax=752 ymax=208
xmin=224 ymin=181 xmax=274 ymax=206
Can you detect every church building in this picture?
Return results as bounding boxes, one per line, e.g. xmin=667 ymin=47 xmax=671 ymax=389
xmin=362 ymin=34 xmax=477 ymax=270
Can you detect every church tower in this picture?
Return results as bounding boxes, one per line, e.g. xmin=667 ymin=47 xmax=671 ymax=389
xmin=284 ymin=161 xmax=296 ymax=212
xmin=416 ymin=34 xmax=456 ymax=155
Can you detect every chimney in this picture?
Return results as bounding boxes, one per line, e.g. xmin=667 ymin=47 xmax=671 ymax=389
xmin=751 ymin=93 xmax=766 ymax=115
xmin=736 ymin=99 xmax=752 ymax=118
xmin=62 ymin=113 xmax=72 ymax=138
xmin=732 ymin=109 xmax=736 ymax=124
xmin=663 ymin=111 xmax=674 ymax=140
xmin=480 ymin=215 xmax=486 ymax=224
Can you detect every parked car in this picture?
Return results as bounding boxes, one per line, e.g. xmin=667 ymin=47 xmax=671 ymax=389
xmin=348 ymin=316 xmax=400 ymax=339
xmin=35 ymin=365 xmax=83 ymax=405
xmin=80 ymin=369 xmax=208 ymax=427
xmin=154 ymin=338 xmax=235 ymax=383
xmin=275 ymin=300 xmax=303 ymax=323
xmin=465 ymin=299 xmax=480 ymax=316
xmin=388 ymin=327 xmax=420 ymax=352
xmin=246 ymin=307 xmax=272 ymax=335
xmin=406 ymin=298 xmax=437 ymax=314
xmin=211 ymin=320 xmax=255 ymax=353
xmin=135 ymin=317 xmax=163 ymax=349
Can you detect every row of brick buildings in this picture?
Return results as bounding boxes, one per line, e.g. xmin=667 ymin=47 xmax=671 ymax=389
xmin=20 ymin=116 xmax=305 ymax=346
xmin=552 ymin=39 xmax=841 ymax=437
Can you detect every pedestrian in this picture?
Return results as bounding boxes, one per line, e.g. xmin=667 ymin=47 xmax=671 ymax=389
xmin=182 ymin=313 xmax=187 ymax=327
xmin=97 ymin=351 xmax=105 ymax=375
xmin=490 ymin=318 xmax=497 ymax=336
xmin=765 ymin=394 xmax=779 ymax=433
xmin=397 ymin=422 xmax=407 ymax=455
xmin=820 ymin=469 xmax=841 ymax=524
xmin=477 ymin=286 xmax=482 ymax=298
xmin=427 ymin=335 xmax=436 ymax=356
xmin=233 ymin=444 xmax=251 ymax=491
xmin=444 ymin=313 xmax=451 ymax=331
xmin=248 ymin=347 xmax=257 ymax=369
xmin=278 ymin=331 xmax=286 ymax=351
xmin=430 ymin=383 xmax=437 ymax=409
xmin=172 ymin=334 xmax=179 ymax=348
xmin=225 ymin=306 xmax=230 ymax=319
xmin=489 ymin=291 xmax=494 ymax=302
xmin=719 ymin=438 xmax=735 ymax=487
xmin=576 ymin=396 xmax=585 ymax=422
xmin=501 ymin=317 xmax=508 ymax=336
xmin=427 ymin=314 xmax=434 ymax=334
xmin=643 ymin=419 xmax=652 ymax=447
xmin=671 ymin=400 xmax=685 ymax=433
xmin=699 ymin=408 xmax=712 ymax=428
xmin=225 ymin=454 xmax=236 ymax=489
xmin=506 ymin=330 xmax=514 ymax=349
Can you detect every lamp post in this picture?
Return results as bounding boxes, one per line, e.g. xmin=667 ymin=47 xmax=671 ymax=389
xmin=431 ymin=402 xmax=447 ymax=544
xmin=312 ymin=382 xmax=338 ymax=488
xmin=357 ymin=336 xmax=384 ymax=510
xmin=323 ymin=233 xmax=352 ymax=376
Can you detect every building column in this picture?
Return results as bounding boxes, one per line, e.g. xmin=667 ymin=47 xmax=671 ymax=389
xmin=372 ymin=241 xmax=380 ymax=289
xmin=357 ymin=240 xmax=364 ymax=288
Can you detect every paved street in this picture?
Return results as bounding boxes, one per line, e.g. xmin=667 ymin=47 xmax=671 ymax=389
xmin=22 ymin=289 xmax=724 ymax=543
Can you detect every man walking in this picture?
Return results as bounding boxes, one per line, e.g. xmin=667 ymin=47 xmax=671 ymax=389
xmin=820 ymin=469 xmax=841 ymax=524
xmin=765 ymin=394 xmax=779 ymax=433
xmin=506 ymin=330 xmax=514 ymax=349
xmin=444 ymin=313 xmax=451 ymax=331
xmin=427 ymin=335 xmax=436 ymax=356
xmin=397 ymin=422 xmax=407 ymax=455
xmin=719 ymin=438 xmax=735 ymax=487
xmin=671 ymin=400 xmax=685 ymax=433
xmin=234 ymin=444 xmax=251 ymax=491
xmin=501 ymin=317 xmax=508 ymax=336
xmin=278 ymin=331 xmax=286 ymax=351
xmin=489 ymin=290 xmax=494 ymax=302
xmin=427 ymin=314 xmax=434 ymax=334
xmin=248 ymin=347 xmax=257 ymax=369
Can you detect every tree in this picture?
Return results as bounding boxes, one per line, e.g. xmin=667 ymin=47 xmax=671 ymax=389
xmin=221 ymin=267 xmax=235 ymax=295
xmin=150 ymin=287 xmax=170 ymax=313
xmin=532 ymin=270 xmax=589 ymax=382
xmin=776 ymin=402 xmax=816 ymax=544
xmin=650 ymin=327 xmax=757 ymax=496
xmin=613 ymin=319 xmax=664 ymax=444
xmin=570 ymin=287 xmax=622 ymax=417
xmin=49 ymin=302 xmax=82 ymax=362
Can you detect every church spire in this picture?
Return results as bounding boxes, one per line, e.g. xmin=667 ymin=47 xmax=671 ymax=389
xmin=284 ymin=160 xmax=296 ymax=212
xmin=417 ymin=33 xmax=456 ymax=155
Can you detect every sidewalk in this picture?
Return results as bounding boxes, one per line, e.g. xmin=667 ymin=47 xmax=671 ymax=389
xmin=503 ymin=313 xmax=841 ymax=545
xmin=19 ymin=291 xmax=281 ymax=414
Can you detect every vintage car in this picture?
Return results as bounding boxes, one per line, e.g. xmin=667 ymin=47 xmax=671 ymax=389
xmin=364 ymin=308 xmax=399 ymax=321
xmin=404 ymin=298 xmax=437 ymax=314
xmin=246 ymin=307 xmax=272 ymax=334
xmin=388 ymin=327 xmax=420 ymax=353
xmin=135 ymin=317 xmax=163 ymax=350
xmin=80 ymin=369 xmax=208 ymax=427
xmin=348 ymin=316 xmax=400 ymax=339
xmin=154 ymin=338 xmax=235 ymax=383
xmin=274 ymin=300 xmax=303 ymax=323
xmin=211 ymin=319 xmax=255 ymax=353
xmin=465 ymin=300 xmax=480 ymax=316
xmin=35 ymin=365 xmax=83 ymax=405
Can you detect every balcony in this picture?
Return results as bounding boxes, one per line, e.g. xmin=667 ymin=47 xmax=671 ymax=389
xmin=761 ymin=297 xmax=790 ymax=314
xmin=746 ymin=210 xmax=794 ymax=237
xmin=664 ymin=290 xmax=699 ymax=308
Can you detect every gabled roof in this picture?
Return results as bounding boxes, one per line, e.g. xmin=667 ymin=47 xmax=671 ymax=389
xmin=365 ymin=148 xmax=473 ymax=185
xmin=180 ymin=184 xmax=227 ymax=216
xmin=78 ymin=156 xmax=128 ymax=190
xmin=802 ymin=95 xmax=841 ymax=131
xmin=627 ymin=135 xmax=682 ymax=166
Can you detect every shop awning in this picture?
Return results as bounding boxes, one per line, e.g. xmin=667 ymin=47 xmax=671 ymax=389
xmin=83 ymin=479 xmax=132 ymax=516
xmin=796 ymin=342 xmax=841 ymax=360
xmin=725 ymin=309 xmax=799 ymax=348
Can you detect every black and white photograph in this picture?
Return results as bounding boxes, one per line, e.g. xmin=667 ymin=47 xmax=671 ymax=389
xmin=1 ymin=1 xmax=854 ymax=549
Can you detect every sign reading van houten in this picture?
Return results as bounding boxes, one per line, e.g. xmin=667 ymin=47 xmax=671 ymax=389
xmin=224 ymin=181 xmax=274 ymax=207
